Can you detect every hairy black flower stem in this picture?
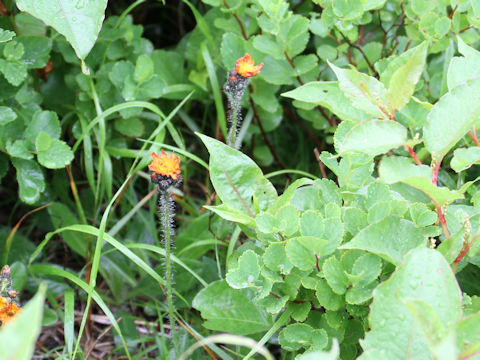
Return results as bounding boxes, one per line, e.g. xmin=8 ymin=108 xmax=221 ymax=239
xmin=157 ymin=189 xmax=179 ymax=354
xmin=151 ymin=173 xmax=182 ymax=356
xmin=224 ymin=71 xmax=248 ymax=149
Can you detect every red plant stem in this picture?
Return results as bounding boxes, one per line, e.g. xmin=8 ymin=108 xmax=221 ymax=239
xmin=434 ymin=202 xmax=450 ymax=238
xmin=468 ymin=130 xmax=480 ymax=146
xmin=406 ymin=146 xmax=422 ymax=165
xmin=454 ymin=243 xmax=471 ymax=263
xmin=432 ymin=158 xmax=442 ymax=186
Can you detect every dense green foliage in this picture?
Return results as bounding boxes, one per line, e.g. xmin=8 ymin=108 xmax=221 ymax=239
xmin=2 ymin=0 xmax=480 ymax=359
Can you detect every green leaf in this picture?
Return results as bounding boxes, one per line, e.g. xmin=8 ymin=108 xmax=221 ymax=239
xmin=16 ymin=0 xmax=107 ymax=60
xmin=283 ymin=15 xmax=310 ymax=57
xmin=286 ymin=236 xmax=327 ymax=271
xmin=437 ymin=229 xmax=464 ymax=264
xmin=451 ymin=147 xmax=480 ymax=172
xmin=0 ymin=28 xmax=15 ymax=43
xmin=36 ymin=132 xmax=74 ymax=169
xmin=329 ymin=62 xmax=389 ymax=118
xmin=16 ymin=36 xmax=52 ymax=69
xmin=409 ymin=203 xmax=438 ymax=227
xmin=6 ymin=140 xmax=33 ymax=160
xmin=220 ymin=32 xmax=246 ymax=69
xmin=0 ymin=284 xmax=45 ymax=360
xmin=333 ymin=0 xmax=364 ymax=20
xmin=456 ymin=312 xmax=480 ymax=359
xmin=296 ymin=339 xmax=340 ymax=360
xmin=352 ymin=253 xmax=382 ymax=285
xmin=11 ymin=158 xmax=45 ymax=204
xmin=447 ymin=56 xmax=480 ymax=91
xmin=226 ymin=250 xmax=261 ymax=289
xmin=275 ymin=204 xmax=299 ymax=236
xmin=340 ymin=216 xmax=426 ymax=265
xmin=0 ymin=59 xmax=27 ymax=86
xmin=197 ymin=134 xmax=277 ymax=215
xmin=424 ymin=78 xmax=480 ymax=157
xmin=339 ymin=119 xmax=407 ymax=156
xmin=0 ymin=106 xmax=17 ymax=125
xmin=279 ymin=323 xmax=314 ymax=351
xmin=361 ymin=248 xmax=462 ymax=359
xmin=315 ymin=278 xmax=344 ymax=311
xmin=134 ymin=55 xmax=153 ymax=84
xmin=4 ymin=41 xmax=24 ymax=60
xmin=281 ymin=82 xmax=370 ymax=122
xmin=263 ymin=242 xmax=293 ymax=274
xmin=387 ymin=42 xmax=427 ymax=111
xmin=193 ymin=280 xmax=273 ymax=335
xmin=25 ymin=110 xmax=61 ymax=143
xmin=300 ymin=210 xmax=325 ymax=237
xmin=253 ymin=34 xmax=283 ymax=59
xmin=379 ymin=156 xmax=464 ymax=207
xmin=345 ymin=281 xmax=378 ymax=305
xmin=205 ymin=203 xmax=255 ymax=226
xmin=323 ymin=257 xmax=348 ymax=295
xmin=114 ymin=117 xmax=144 ymax=137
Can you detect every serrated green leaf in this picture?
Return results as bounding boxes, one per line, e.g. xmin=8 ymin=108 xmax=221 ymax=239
xmin=6 ymin=140 xmax=33 ymax=160
xmin=345 ymin=280 xmax=378 ymax=304
xmin=0 ymin=59 xmax=27 ymax=86
xmin=387 ymin=42 xmax=427 ymax=111
xmin=16 ymin=36 xmax=52 ymax=69
xmin=0 ymin=28 xmax=15 ymax=42
xmin=36 ymin=134 xmax=74 ymax=169
xmin=409 ymin=203 xmax=438 ymax=227
xmin=352 ymin=253 xmax=382 ymax=285
xmin=192 ymin=280 xmax=273 ymax=335
xmin=25 ymin=110 xmax=61 ymax=143
xmin=424 ymin=78 xmax=480 ymax=157
xmin=323 ymin=257 xmax=348 ymax=295
xmin=11 ymin=158 xmax=45 ymax=204
xmin=339 ymin=119 xmax=407 ymax=156
xmin=263 ymin=242 xmax=293 ymax=274
xmin=0 ymin=106 xmax=17 ymax=125
xmin=340 ymin=216 xmax=426 ymax=265
xmin=333 ymin=0 xmax=364 ymax=20
xmin=286 ymin=236 xmax=327 ymax=271
xmin=379 ymin=156 xmax=464 ymax=207
xmin=16 ymin=0 xmax=107 ymax=60
xmin=114 ymin=117 xmax=144 ymax=137
xmin=226 ymin=250 xmax=261 ymax=289
xmin=253 ymin=34 xmax=283 ymax=59
xmin=220 ymin=32 xmax=246 ymax=69
xmin=279 ymin=323 xmax=314 ymax=351
xmin=275 ymin=204 xmax=299 ymax=236
xmin=134 ymin=55 xmax=153 ymax=84
xmin=300 ymin=210 xmax=325 ymax=237
xmin=361 ymin=248 xmax=462 ymax=359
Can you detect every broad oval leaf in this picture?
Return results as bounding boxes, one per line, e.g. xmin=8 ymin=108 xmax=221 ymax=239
xmin=340 ymin=216 xmax=426 ymax=265
xmin=11 ymin=158 xmax=45 ymax=204
xmin=16 ymin=0 xmax=107 ymax=60
xmin=339 ymin=119 xmax=407 ymax=156
xmin=329 ymin=61 xmax=389 ymax=119
xmin=361 ymin=248 xmax=462 ymax=359
xmin=424 ymin=78 xmax=480 ymax=157
xmin=386 ymin=41 xmax=427 ymax=111
xmin=281 ymin=81 xmax=370 ymax=122
xmin=197 ymin=134 xmax=277 ymax=215
xmin=379 ymin=156 xmax=463 ymax=207
xmin=450 ymin=147 xmax=480 ymax=172
xmin=192 ymin=280 xmax=274 ymax=335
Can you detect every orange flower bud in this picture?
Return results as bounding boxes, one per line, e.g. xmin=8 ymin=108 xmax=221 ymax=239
xmin=148 ymin=150 xmax=181 ymax=180
xmin=235 ymin=53 xmax=264 ymax=78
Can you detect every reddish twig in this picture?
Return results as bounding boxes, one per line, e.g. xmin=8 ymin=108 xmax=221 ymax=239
xmin=432 ymin=158 xmax=442 ymax=186
xmin=313 ymin=148 xmax=328 ymax=179
xmin=468 ymin=130 xmax=480 ymax=146
xmin=406 ymin=146 xmax=422 ymax=165
xmin=223 ymin=0 xmax=248 ymax=40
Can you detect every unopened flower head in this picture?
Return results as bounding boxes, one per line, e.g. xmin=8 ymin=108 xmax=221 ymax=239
xmin=235 ymin=53 xmax=264 ymax=78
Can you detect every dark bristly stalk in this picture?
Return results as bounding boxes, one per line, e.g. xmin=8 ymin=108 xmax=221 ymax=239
xmin=148 ymin=150 xmax=182 ymax=357
xmin=224 ymin=54 xmax=263 ymax=149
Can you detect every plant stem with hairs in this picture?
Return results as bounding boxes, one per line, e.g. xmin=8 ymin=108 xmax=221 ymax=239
xmin=148 ymin=150 xmax=182 ymax=356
